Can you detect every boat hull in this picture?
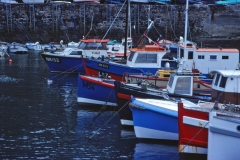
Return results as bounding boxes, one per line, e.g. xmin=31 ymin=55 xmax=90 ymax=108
xmin=178 ymin=102 xmax=209 ymax=156
xmin=77 ymin=74 xmax=117 ymax=106
xmin=130 ymin=98 xmax=178 ymax=140
xmin=114 ymin=81 xmax=211 ymax=127
xmin=208 ymin=111 xmax=240 ymax=160
xmin=84 ymin=58 xmax=161 ymax=82
xmin=41 ymin=54 xmax=85 ymax=73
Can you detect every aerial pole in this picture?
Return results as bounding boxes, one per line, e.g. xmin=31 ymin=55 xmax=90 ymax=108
xmin=124 ymin=0 xmax=129 ymax=60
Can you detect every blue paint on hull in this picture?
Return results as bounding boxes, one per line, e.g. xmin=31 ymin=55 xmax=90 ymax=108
xmin=42 ymin=54 xmax=85 ymax=73
xmin=77 ymin=74 xmax=117 ymax=106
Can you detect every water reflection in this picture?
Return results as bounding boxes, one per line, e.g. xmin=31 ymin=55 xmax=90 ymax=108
xmin=0 ymin=51 xmax=179 ymax=159
xmin=133 ymin=142 xmax=179 ymax=160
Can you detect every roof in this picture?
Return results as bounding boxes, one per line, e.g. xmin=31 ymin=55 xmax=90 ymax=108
xmin=213 ymin=70 xmax=240 ymax=77
xmin=130 ymin=45 xmax=166 ymax=52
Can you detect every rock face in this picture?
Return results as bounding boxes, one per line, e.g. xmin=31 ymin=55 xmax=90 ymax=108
xmin=0 ymin=3 xmax=240 ymax=50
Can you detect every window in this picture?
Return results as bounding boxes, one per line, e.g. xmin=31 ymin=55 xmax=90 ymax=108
xmin=214 ymin=74 xmax=220 ymax=86
xmin=135 ymin=53 xmax=157 ymax=63
xmin=128 ymin=51 xmax=135 ymax=61
xmin=86 ymin=42 xmax=104 ymax=49
xmin=188 ymin=51 xmax=193 ymax=59
xmin=174 ymin=77 xmax=191 ymax=95
xmin=219 ymin=76 xmax=227 ymax=88
xmin=222 ymin=56 xmax=229 ymax=60
xmin=168 ymin=74 xmax=174 ymax=88
xmin=198 ymin=55 xmax=204 ymax=59
xmin=210 ymin=55 xmax=217 ymax=60
xmin=79 ymin=42 xmax=86 ymax=49
xmin=70 ymin=51 xmax=82 ymax=55
xmin=180 ymin=48 xmax=184 ymax=58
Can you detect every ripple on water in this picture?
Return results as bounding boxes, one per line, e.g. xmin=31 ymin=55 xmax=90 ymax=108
xmin=0 ymin=75 xmax=23 ymax=83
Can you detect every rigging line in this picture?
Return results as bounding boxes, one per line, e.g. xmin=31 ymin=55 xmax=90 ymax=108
xmin=171 ymin=119 xmax=209 ymax=160
xmin=96 ymin=0 xmax=127 ymax=50
xmin=166 ymin=5 xmax=178 ymax=41
xmin=48 ymin=63 xmax=84 ymax=81
xmin=88 ymin=85 xmax=116 ymax=128
xmin=88 ymin=99 xmax=131 ymax=141
xmin=20 ymin=22 xmax=34 ymax=42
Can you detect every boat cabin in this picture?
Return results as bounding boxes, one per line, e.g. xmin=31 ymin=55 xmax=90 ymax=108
xmin=166 ymin=72 xmax=196 ymax=96
xmin=126 ymin=45 xmax=167 ymax=70
xmin=211 ymin=70 xmax=240 ymax=104
xmin=177 ymin=42 xmax=239 ymax=75
xmin=60 ymin=39 xmax=110 ymax=58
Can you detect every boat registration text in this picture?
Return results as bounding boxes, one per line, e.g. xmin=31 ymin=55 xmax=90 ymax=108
xmin=98 ymin=63 xmax=109 ymax=69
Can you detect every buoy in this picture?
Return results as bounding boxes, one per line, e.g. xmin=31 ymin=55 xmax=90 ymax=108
xmin=9 ymin=59 xmax=12 ymax=62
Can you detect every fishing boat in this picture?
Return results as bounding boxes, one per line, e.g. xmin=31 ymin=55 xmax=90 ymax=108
xmin=115 ymin=62 xmax=212 ymax=127
xmin=9 ymin=42 xmax=28 ymax=54
xmin=178 ymin=69 xmax=240 ymax=158
xmin=107 ymin=37 xmax=132 ymax=59
xmin=26 ymin=42 xmax=43 ymax=51
xmin=81 ymin=20 xmax=180 ymax=81
xmin=207 ymin=110 xmax=240 ymax=160
xmin=125 ymin=65 xmax=213 ymax=87
xmin=41 ymin=38 xmax=110 ymax=73
xmin=84 ymin=23 xmax=239 ymax=83
xmin=129 ymin=96 xmax=200 ymax=141
xmin=77 ymin=74 xmax=117 ymax=107
xmin=68 ymin=41 xmax=80 ymax=48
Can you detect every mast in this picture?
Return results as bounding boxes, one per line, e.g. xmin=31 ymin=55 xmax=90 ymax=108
xmin=184 ymin=0 xmax=189 ymax=56
xmin=124 ymin=0 xmax=130 ymax=60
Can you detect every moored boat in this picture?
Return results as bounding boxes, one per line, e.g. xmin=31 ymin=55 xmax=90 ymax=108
xmin=77 ymin=74 xmax=117 ymax=107
xmin=115 ymin=64 xmax=212 ymax=127
xmin=178 ymin=69 xmax=240 ymax=158
xmin=41 ymin=38 xmax=110 ymax=73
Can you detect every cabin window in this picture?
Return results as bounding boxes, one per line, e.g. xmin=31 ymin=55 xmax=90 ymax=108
xmin=210 ymin=55 xmax=217 ymax=60
xmin=198 ymin=55 xmax=204 ymax=59
xmin=112 ymin=47 xmax=120 ymax=51
xmin=222 ymin=56 xmax=229 ymax=60
xmin=188 ymin=51 xmax=193 ymax=59
xmin=86 ymin=42 xmax=105 ymax=49
xmin=168 ymin=74 xmax=174 ymax=87
xmin=174 ymin=77 xmax=191 ymax=95
xmin=128 ymin=51 xmax=135 ymax=61
xmin=70 ymin=51 xmax=82 ymax=55
xmin=219 ymin=76 xmax=227 ymax=88
xmin=180 ymin=48 xmax=184 ymax=58
xmin=79 ymin=42 xmax=86 ymax=49
xmin=135 ymin=53 xmax=157 ymax=63
xmin=214 ymin=73 xmax=220 ymax=86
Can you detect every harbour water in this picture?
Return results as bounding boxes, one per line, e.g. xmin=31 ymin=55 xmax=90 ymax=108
xmin=0 ymin=50 xmax=179 ymax=159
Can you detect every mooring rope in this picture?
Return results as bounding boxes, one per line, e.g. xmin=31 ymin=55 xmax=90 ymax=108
xmin=88 ymin=86 xmax=115 ymax=128
xmin=88 ymin=99 xmax=131 ymax=141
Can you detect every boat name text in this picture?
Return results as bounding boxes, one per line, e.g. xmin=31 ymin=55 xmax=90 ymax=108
xmin=98 ymin=63 xmax=109 ymax=69
xmin=45 ymin=57 xmax=61 ymax=63
xmin=82 ymin=81 xmax=95 ymax=90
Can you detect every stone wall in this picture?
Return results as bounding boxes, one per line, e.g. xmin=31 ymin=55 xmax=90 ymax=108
xmin=0 ymin=3 xmax=240 ymax=50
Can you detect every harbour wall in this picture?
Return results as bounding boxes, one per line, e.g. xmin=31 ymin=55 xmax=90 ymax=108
xmin=0 ymin=3 xmax=240 ymax=50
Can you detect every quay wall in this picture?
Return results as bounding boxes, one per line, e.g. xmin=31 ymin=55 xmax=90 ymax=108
xmin=0 ymin=3 xmax=240 ymax=50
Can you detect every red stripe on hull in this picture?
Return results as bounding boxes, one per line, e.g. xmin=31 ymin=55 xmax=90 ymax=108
xmin=85 ymin=67 xmax=124 ymax=82
xmin=117 ymin=93 xmax=131 ymax=100
xmin=80 ymin=75 xmax=114 ymax=88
